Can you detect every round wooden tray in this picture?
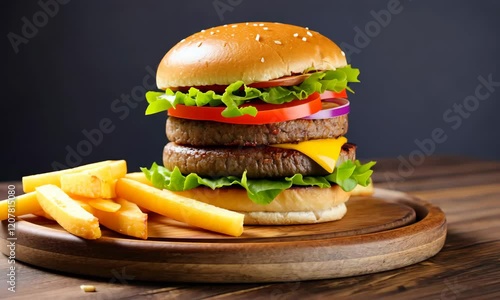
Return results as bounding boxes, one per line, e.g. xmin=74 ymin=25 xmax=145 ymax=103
xmin=0 ymin=188 xmax=447 ymax=283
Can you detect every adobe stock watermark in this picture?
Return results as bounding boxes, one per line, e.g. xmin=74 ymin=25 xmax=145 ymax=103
xmin=212 ymin=0 xmax=244 ymax=22
xmin=51 ymin=66 xmax=156 ymax=170
xmin=340 ymin=0 xmax=410 ymax=61
xmin=270 ymin=281 xmax=301 ymax=299
xmin=87 ymin=267 xmax=136 ymax=299
xmin=383 ymin=73 xmax=499 ymax=188
xmin=109 ymin=267 xmax=135 ymax=284
xmin=6 ymin=185 xmax=17 ymax=293
xmin=7 ymin=0 xmax=71 ymax=54
xmin=435 ymin=274 xmax=470 ymax=300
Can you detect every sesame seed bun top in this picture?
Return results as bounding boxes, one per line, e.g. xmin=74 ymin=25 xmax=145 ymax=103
xmin=156 ymin=22 xmax=347 ymax=90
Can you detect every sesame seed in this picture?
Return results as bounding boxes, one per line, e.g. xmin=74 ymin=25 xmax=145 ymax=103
xmin=231 ymin=33 xmax=235 ymax=37
xmin=274 ymin=40 xmax=282 ymax=45
xmin=302 ymin=37 xmax=307 ymax=42
xmin=261 ymin=57 xmax=265 ymax=63
xmin=210 ymin=31 xmax=214 ymax=35
xmin=307 ymin=31 xmax=313 ymax=37
xmin=253 ymin=23 xmax=258 ymax=26
xmin=341 ymin=51 xmax=345 ymax=56
xmin=201 ymin=29 xmax=205 ymax=32
xmin=223 ymin=24 xmax=228 ymax=27
xmin=305 ymin=27 xmax=309 ymax=30
xmin=197 ymin=42 xmax=202 ymax=47
xmin=232 ymin=24 xmax=238 ymax=28
xmin=293 ymin=33 xmax=299 ymax=37
xmin=246 ymin=22 xmax=249 ymax=25
xmin=263 ymin=27 xmax=269 ymax=30
xmin=255 ymin=34 xmax=260 ymax=41
xmin=216 ymin=29 xmax=220 ymax=32
xmin=259 ymin=23 xmax=265 ymax=26
xmin=180 ymin=39 xmax=185 ymax=43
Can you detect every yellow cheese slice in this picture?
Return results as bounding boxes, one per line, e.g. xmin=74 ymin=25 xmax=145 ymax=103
xmin=271 ymin=136 xmax=347 ymax=173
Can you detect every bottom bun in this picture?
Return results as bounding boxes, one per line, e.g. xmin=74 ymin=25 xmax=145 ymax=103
xmin=243 ymin=203 xmax=347 ymax=225
xmin=174 ymin=185 xmax=351 ymax=225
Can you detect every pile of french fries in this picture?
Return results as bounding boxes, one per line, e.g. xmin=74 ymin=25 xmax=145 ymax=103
xmin=0 ymin=160 xmax=244 ymax=239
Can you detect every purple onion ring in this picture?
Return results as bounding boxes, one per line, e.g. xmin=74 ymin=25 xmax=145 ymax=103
xmin=302 ymin=98 xmax=350 ymax=119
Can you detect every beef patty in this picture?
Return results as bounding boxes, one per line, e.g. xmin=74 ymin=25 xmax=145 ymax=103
xmin=163 ymin=142 xmax=356 ymax=178
xmin=166 ymin=115 xmax=348 ymax=146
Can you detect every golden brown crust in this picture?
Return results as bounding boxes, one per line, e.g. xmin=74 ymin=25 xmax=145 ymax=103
xmin=173 ymin=186 xmax=350 ymax=225
xmin=157 ymin=22 xmax=347 ymax=89
xmin=173 ymin=185 xmax=350 ymax=212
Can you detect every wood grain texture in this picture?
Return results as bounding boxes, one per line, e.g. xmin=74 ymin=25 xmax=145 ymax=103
xmin=0 ymin=190 xmax=443 ymax=283
xmin=8 ymin=197 xmax=416 ymax=241
xmin=1 ymin=155 xmax=499 ymax=299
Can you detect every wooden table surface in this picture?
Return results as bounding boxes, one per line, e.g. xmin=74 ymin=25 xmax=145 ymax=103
xmin=1 ymin=155 xmax=499 ymax=299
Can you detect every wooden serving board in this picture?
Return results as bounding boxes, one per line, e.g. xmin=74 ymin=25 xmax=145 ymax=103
xmin=0 ymin=188 xmax=446 ymax=283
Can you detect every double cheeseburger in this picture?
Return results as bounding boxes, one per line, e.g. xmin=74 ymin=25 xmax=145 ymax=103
xmin=143 ymin=22 xmax=375 ymax=225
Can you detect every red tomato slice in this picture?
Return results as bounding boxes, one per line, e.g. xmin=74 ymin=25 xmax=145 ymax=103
xmin=321 ymin=89 xmax=347 ymax=99
xmin=167 ymin=92 xmax=322 ymax=125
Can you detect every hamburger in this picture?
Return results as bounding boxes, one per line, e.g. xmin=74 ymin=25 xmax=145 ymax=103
xmin=143 ymin=22 xmax=375 ymax=225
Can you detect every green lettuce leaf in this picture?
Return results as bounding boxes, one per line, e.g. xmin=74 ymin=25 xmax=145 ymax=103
xmin=145 ymin=65 xmax=360 ymax=117
xmin=141 ymin=159 xmax=375 ymax=205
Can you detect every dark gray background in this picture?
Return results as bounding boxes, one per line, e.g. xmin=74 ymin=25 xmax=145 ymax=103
xmin=3 ymin=0 xmax=500 ymax=181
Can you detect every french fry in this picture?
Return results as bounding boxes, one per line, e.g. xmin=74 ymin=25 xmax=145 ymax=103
xmin=0 ymin=192 xmax=42 ymax=220
xmin=124 ymin=172 xmax=152 ymax=186
xmin=87 ymin=198 xmax=121 ymax=212
xmin=60 ymin=160 xmax=127 ymax=198
xmin=36 ymin=199 xmax=92 ymax=221
xmin=123 ymin=173 xmax=154 ymax=212
xmin=60 ymin=173 xmax=108 ymax=198
xmin=92 ymin=198 xmax=148 ymax=239
xmin=33 ymin=210 xmax=54 ymax=220
xmin=22 ymin=161 xmax=112 ymax=193
xmin=107 ymin=160 xmax=128 ymax=178
xmin=36 ymin=185 xmax=101 ymax=239
xmin=14 ymin=160 xmax=249 ymax=240
xmin=116 ymin=178 xmax=244 ymax=237
xmin=72 ymin=199 xmax=94 ymax=214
